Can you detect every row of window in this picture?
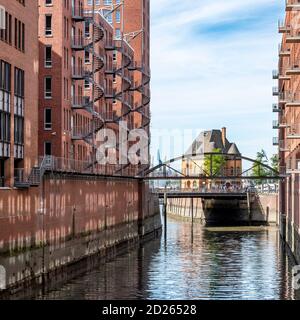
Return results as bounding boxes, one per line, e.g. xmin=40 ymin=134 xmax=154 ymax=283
xmin=0 ymin=11 xmax=25 ymax=52
xmin=0 ymin=60 xmax=24 ymax=150
xmin=0 ymin=61 xmax=25 ymax=98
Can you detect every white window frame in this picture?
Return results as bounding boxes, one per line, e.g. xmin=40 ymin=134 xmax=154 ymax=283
xmin=44 ymin=108 xmax=52 ymax=130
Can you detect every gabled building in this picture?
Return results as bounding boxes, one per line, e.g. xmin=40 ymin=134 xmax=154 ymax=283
xmin=182 ymin=128 xmax=242 ymax=189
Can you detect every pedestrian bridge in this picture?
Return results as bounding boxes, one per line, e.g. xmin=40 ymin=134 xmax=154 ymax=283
xmin=154 ymin=188 xmax=249 ymax=199
xmin=139 ymin=152 xmax=282 ymax=182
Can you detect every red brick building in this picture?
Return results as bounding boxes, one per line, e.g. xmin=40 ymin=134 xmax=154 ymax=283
xmin=38 ymin=0 xmax=88 ymax=162
xmin=0 ymin=0 xmax=39 ymax=187
xmin=37 ymin=0 xmax=151 ymax=174
xmin=275 ymin=0 xmax=300 ymax=261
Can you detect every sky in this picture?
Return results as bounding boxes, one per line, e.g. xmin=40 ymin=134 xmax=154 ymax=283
xmin=149 ymin=0 xmax=284 ymax=164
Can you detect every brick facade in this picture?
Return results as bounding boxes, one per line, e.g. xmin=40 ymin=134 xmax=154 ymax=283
xmin=276 ymin=1 xmax=300 ymax=258
xmin=0 ymin=0 xmax=39 ymax=187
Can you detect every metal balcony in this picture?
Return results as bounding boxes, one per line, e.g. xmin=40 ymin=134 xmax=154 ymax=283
xmin=286 ymin=30 xmax=300 ymax=43
xmin=278 ymin=20 xmax=290 ymax=33
xmin=14 ymin=169 xmax=30 ymax=189
xmin=273 ymin=120 xmax=280 ymax=129
xmin=285 ymin=63 xmax=300 ymax=75
xmin=71 ymin=126 xmax=91 ymax=141
xmin=72 ymin=67 xmax=85 ymax=80
xmin=286 ymin=0 xmax=300 ymax=11
xmin=272 ymin=87 xmax=279 ymax=96
xmin=71 ymin=36 xmax=85 ymax=51
xmin=72 ymin=6 xmax=84 ymax=21
xmin=279 ymin=44 xmax=291 ymax=57
xmin=284 ymin=91 xmax=300 ymax=106
xmin=273 ymin=137 xmax=279 ymax=146
xmin=71 ymin=96 xmax=90 ymax=109
xmin=272 ymin=103 xmax=281 ymax=112
xmin=272 ymin=69 xmax=279 ymax=79
xmin=279 ymin=140 xmax=290 ymax=152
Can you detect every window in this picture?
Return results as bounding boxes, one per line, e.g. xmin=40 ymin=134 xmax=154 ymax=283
xmin=44 ymin=142 xmax=52 ymax=156
xmin=14 ymin=67 xmax=24 ymax=98
xmin=0 ymin=6 xmax=5 ymax=30
xmin=104 ymin=0 xmax=112 ymax=5
xmin=45 ymin=45 xmax=52 ymax=67
xmin=0 ymin=11 xmax=12 ymax=45
xmin=44 ymin=76 xmax=52 ymax=98
xmin=116 ymin=10 xmax=121 ymax=23
xmin=12 ymin=18 xmax=24 ymax=51
xmin=115 ymin=28 xmax=121 ymax=40
xmin=14 ymin=115 xmax=24 ymax=145
xmin=84 ymin=20 xmax=90 ymax=37
xmin=85 ymin=51 xmax=90 ymax=64
xmin=45 ymin=15 xmax=52 ymax=36
xmin=14 ymin=67 xmax=24 ymax=156
xmin=103 ymin=10 xmax=112 ymax=24
xmin=45 ymin=0 xmax=53 ymax=5
xmin=0 ymin=60 xmax=11 ymax=158
xmin=44 ymin=108 xmax=52 ymax=130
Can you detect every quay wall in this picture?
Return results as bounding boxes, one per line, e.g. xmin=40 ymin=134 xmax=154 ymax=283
xmin=167 ymin=194 xmax=278 ymax=225
xmin=280 ymin=173 xmax=300 ymax=264
xmin=0 ymin=173 xmax=161 ymax=294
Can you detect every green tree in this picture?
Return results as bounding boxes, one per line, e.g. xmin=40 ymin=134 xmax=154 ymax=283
xmin=270 ymin=154 xmax=279 ymax=172
xmin=252 ymin=149 xmax=269 ymax=184
xmin=204 ymin=148 xmax=226 ymax=176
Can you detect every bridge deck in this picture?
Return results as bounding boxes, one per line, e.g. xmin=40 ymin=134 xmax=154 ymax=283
xmin=157 ymin=192 xmax=248 ymax=199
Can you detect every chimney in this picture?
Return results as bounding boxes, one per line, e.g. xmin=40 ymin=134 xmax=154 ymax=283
xmin=221 ymin=127 xmax=227 ymax=146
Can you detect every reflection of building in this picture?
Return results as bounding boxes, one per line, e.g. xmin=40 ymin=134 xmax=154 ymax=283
xmin=182 ymin=128 xmax=242 ymax=189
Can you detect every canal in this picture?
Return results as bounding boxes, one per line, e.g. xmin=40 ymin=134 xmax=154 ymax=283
xmin=24 ymin=218 xmax=300 ymax=300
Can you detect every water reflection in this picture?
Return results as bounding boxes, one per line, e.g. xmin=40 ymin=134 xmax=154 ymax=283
xmin=28 ymin=219 xmax=299 ymax=300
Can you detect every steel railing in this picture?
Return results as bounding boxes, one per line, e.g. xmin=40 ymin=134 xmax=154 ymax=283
xmin=37 ymin=156 xmax=148 ymax=177
xmin=72 ymin=5 xmax=84 ymax=19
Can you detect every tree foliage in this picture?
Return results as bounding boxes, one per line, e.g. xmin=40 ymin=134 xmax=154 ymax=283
xmin=270 ymin=154 xmax=279 ymax=172
xmin=252 ymin=149 xmax=269 ymax=179
xmin=204 ymin=148 xmax=226 ymax=176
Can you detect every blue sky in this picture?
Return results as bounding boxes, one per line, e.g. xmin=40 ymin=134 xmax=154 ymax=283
xmin=149 ymin=0 xmax=283 ymax=164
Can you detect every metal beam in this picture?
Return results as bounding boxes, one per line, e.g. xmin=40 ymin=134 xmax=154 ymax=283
xmin=142 ymin=175 xmax=284 ymax=181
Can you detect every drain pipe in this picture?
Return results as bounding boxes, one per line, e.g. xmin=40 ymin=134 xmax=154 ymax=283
xmin=247 ymin=190 xmax=252 ymax=225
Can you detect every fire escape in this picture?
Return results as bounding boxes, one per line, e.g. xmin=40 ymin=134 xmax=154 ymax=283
xmin=71 ymin=5 xmax=110 ymax=172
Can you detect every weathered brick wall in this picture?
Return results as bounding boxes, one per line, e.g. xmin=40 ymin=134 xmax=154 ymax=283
xmin=0 ymin=175 xmax=157 ymax=253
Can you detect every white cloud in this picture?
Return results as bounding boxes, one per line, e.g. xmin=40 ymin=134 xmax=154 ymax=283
xmin=150 ymin=0 xmax=284 ymax=161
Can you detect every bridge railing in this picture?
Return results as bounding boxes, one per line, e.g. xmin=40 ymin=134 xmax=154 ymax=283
xmin=152 ymin=187 xmax=250 ymax=194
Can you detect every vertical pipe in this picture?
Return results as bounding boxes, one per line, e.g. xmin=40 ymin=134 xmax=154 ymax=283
xmin=164 ymin=192 xmax=167 ymax=241
xmin=191 ymin=197 xmax=194 ymax=226
xmin=191 ymin=197 xmax=194 ymax=244
xmin=247 ymin=190 xmax=252 ymax=225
